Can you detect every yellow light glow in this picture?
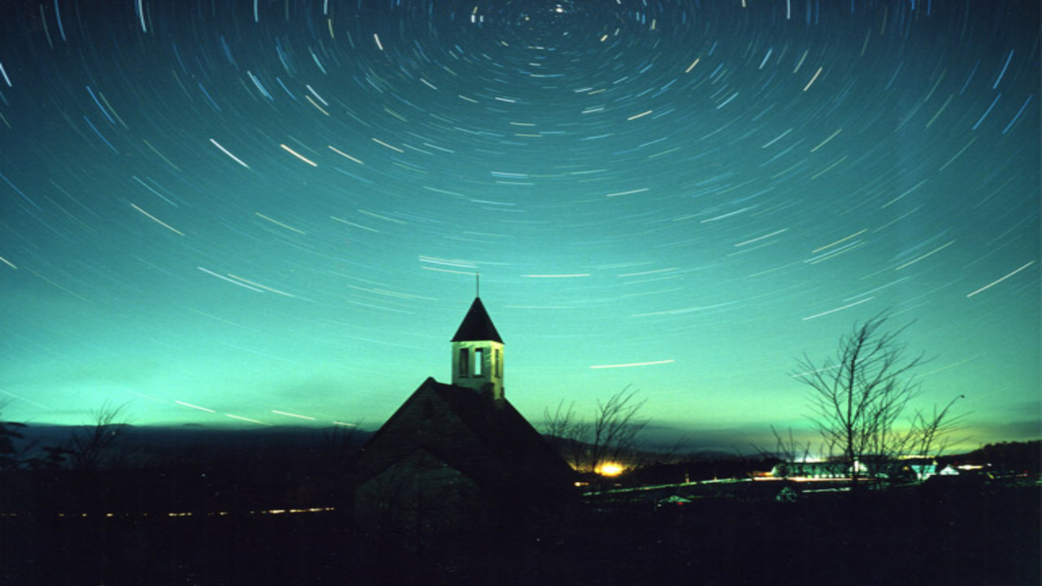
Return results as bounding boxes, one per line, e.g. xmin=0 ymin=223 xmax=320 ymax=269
xmin=597 ymin=462 xmax=625 ymax=477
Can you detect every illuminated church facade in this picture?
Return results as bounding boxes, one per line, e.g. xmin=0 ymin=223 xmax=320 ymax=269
xmin=347 ymin=296 xmax=573 ymax=532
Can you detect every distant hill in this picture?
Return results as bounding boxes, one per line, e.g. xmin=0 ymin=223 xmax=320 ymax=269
xmin=15 ymin=424 xmax=374 ymax=467
xmin=948 ymin=440 xmax=1041 ymax=474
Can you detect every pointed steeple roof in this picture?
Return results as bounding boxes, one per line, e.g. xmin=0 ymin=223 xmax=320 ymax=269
xmin=451 ymin=297 xmax=503 ymax=343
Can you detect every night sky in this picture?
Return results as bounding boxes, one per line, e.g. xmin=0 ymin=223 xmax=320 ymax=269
xmin=1 ymin=0 xmax=1038 ymax=452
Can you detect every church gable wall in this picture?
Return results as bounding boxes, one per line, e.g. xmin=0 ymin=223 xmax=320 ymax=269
xmin=354 ymin=448 xmax=492 ymax=540
xmin=357 ymin=385 xmax=509 ymax=488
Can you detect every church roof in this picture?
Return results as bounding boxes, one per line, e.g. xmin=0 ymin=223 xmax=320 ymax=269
xmin=451 ymin=297 xmax=503 ymax=343
xmin=349 ymin=378 xmax=574 ymax=498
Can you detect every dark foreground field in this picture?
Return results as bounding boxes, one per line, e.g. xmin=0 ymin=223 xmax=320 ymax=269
xmin=2 ymin=483 xmax=1038 ymax=586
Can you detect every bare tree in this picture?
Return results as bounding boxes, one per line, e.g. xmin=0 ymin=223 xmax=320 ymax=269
xmin=907 ymin=395 xmax=968 ymax=463
xmin=542 ymin=400 xmax=587 ymax=471
xmin=0 ymin=402 xmax=75 ymax=471
xmin=588 ymin=388 xmax=648 ymax=473
xmin=69 ymin=402 xmax=130 ymax=470
xmin=542 ymin=387 xmax=648 ymax=474
xmin=794 ymin=314 xmax=928 ymax=489
xmin=0 ymin=407 xmax=28 ymax=472
xmin=756 ymin=426 xmax=815 ymax=478
xmin=322 ymin=421 xmax=363 ymax=461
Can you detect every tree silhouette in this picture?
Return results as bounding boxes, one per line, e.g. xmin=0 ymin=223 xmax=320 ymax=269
xmin=794 ymin=313 xmax=962 ymax=488
xmin=0 ymin=416 xmax=27 ymax=472
xmin=69 ymin=402 xmax=130 ymax=470
xmin=543 ymin=386 xmax=648 ymax=474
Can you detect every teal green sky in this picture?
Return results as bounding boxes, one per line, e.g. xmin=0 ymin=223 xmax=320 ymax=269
xmin=0 ymin=0 xmax=1038 ymax=453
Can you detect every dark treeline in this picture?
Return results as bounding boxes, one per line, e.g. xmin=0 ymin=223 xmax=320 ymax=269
xmin=2 ymin=422 xmax=1038 ymax=514
xmin=958 ymin=440 xmax=1041 ymax=474
xmin=0 ymin=424 xmax=369 ymax=514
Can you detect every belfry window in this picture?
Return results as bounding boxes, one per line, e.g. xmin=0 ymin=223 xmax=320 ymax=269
xmin=459 ymin=348 xmax=469 ymax=377
xmin=474 ymin=348 xmax=484 ymax=376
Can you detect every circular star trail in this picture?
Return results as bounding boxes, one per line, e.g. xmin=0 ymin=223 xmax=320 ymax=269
xmin=0 ymin=0 xmax=1037 ymax=450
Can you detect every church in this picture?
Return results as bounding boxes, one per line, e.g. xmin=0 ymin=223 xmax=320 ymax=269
xmin=347 ymin=295 xmax=575 ymax=534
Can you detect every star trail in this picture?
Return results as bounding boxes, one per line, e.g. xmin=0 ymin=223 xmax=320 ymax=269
xmin=0 ymin=0 xmax=1037 ymax=450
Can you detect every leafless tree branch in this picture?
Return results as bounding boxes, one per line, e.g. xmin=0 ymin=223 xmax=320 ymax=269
xmin=69 ymin=402 xmax=130 ymax=470
xmin=792 ymin=312 xmax=961 ymax=489
xmin=542 ymin=386 xmax=648 ymax=473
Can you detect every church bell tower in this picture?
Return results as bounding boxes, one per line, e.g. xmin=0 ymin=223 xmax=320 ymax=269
xmin=451 ymin=296 xmax=504 ymax=401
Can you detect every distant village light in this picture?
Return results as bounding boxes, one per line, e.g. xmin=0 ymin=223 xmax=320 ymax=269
xmin=597 ymin=462 xmax=624 ymax=477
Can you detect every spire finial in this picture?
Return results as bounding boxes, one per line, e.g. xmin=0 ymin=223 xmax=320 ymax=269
xmin=476 ymin=271 xmax=480 ymax=298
